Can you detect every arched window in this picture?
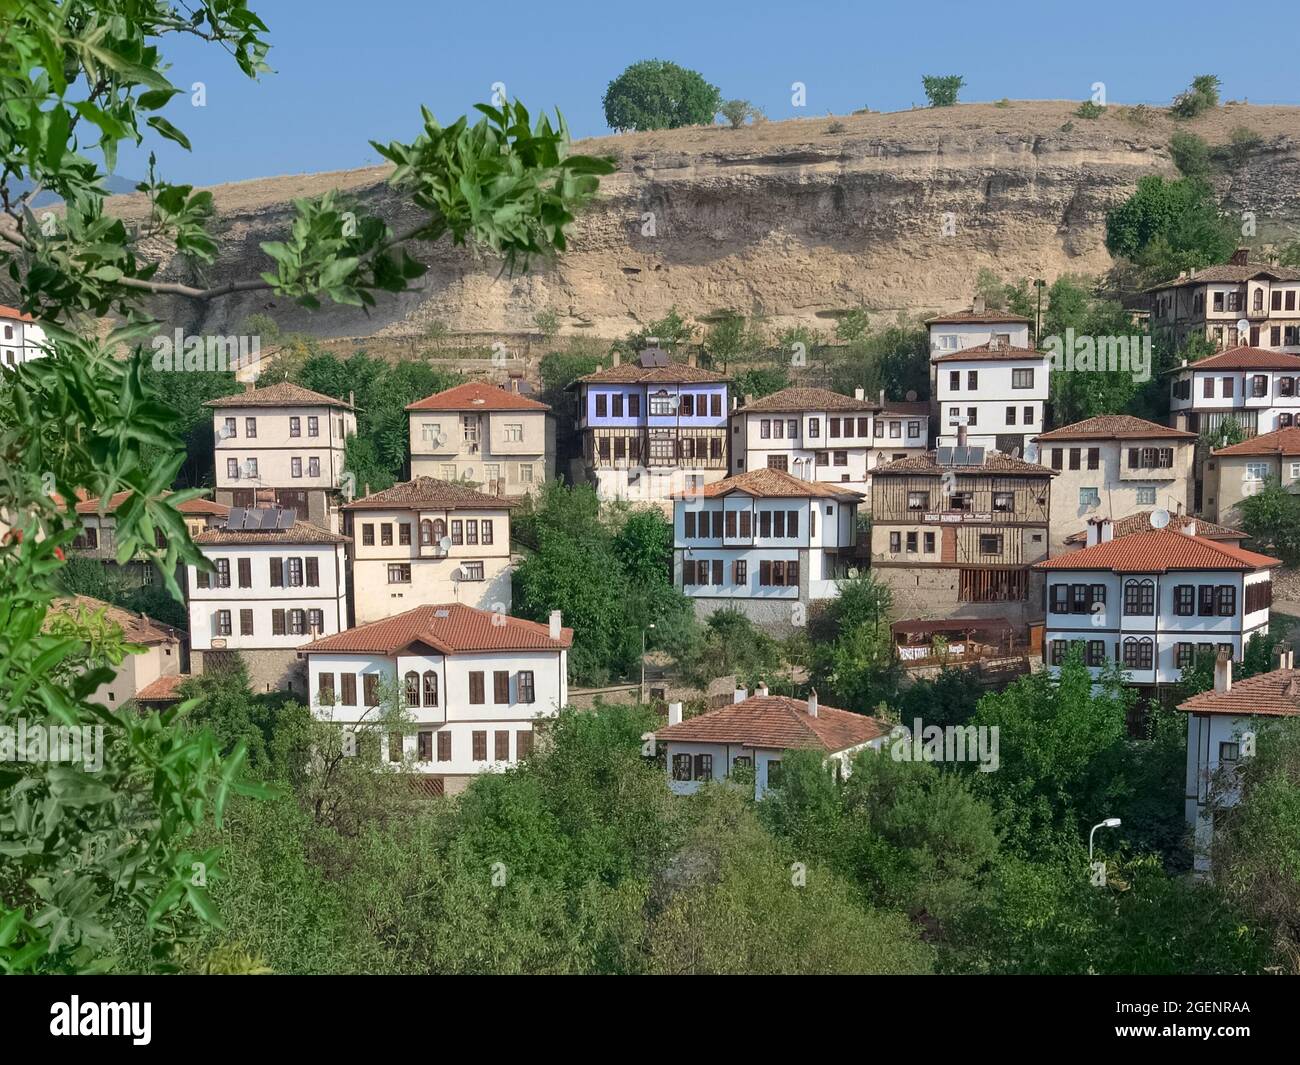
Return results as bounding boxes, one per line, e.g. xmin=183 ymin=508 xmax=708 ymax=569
xmin=422 ymin=670 xmax=438 ymax=707
xmin=420 ymin=520 xmax=433 ymax=545
xmin=1122 ymin=578 xmax=1154 ymax=616
xmin=404 ymin=671 xmax=420 ymax=707
xmin=433 ymin=518 xmax=447 ymax=541
xmin=1121 ymin=637 xmax=1154 ymax=670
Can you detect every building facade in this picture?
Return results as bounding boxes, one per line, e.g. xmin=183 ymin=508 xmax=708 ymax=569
xmin=1148 ymin=249 xmax=1300 ymax=353
xmin=570 ymin=348 xmax=730 ymax=505
xmin=406 ymin=380 xmax=554 ymax=495
xmin=1031 ymin=415 xmax=1196 ymax=552
xmin=48 ymin=596 xmax=184 ymax=708
xmin=303 ymin=604 xmax=571 ymax=796
xmin=1036 ymin=525 xmax=1277 ymax=693
xmin=70 ymin=491 xmax=230 ymax=586
xmin=188 ymin=511 xmax=350 ymax=694
xmin=672 ymin=468 xmax=862 ymax=631
xmin=926 ymin=307 xmax=1033 ymax=355
xmin=1207 ymin=425 xmax=1300 ymax=528
xmin=0 ymin=304 xmax=47 ymax=367
xmin=342 ymin=477 xmax=515 ymax=624
xmin=869 ymin=447 xmax=1056 ymax=626
xmin=932 ymin=344 xmax=1051 ymax=454
xmin=1167 ymin=346 xmax=1300 ymax=440
xmin=205 ymin=380 xmax=357 ymax=532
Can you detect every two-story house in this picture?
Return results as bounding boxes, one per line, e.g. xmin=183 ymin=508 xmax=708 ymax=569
xmin=1062 ymin=510 xmax=1245 ymax=551
xmin=1206 ymin=425 xmax=1300 ymax=528
xmin=871 ymin=399 xmax=931 ymax=468
xmin=71 ymin=491 xmax=230 ymax=586
xmin=570 ymin=347 xmax=729 ymax=505
xmin=1177 ymin=649 xmax=1300 ymax=871
xmin=672 ymin=468 xmax=862 ymax=630
xmin=926 ymin=305 xmax=1033 ymax=355
xmin=188 ymin=507 xmax=350 ymax=693
xmin=342 ymin=477 xmax=515 ymax=624
xmin=303 ymin=603 xmax=571 ymax=796
xmin=1 ymin=304 xmax=47 ymax=367
xmin=1148 ymin=249 xmax=1300 ymax=353
xmin=870 ymin=443 xmax=1056 ymax=626
xmin=406 ymin=380 xmax=554 ymax=495
xmin=932 ymin=343 xmax=1050 ymax=454
xmin=1031 ymin=415 xmax=1196 ymax=552
xmin=1167 ymin=346 xmax=1300 ymax=440
xmin=205 ymin=381 xmax=357 ymax=532
xmin=655 ymin=684 xmax=891 ymax=799
xmin=1036 ymin=523 xmax=1277 ymax=697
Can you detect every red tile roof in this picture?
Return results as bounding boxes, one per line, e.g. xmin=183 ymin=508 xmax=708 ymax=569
xmin=1171 ymin=347 xmax=1300 ymax=373
xmin=878 ymin=400 xmax=930 ymax=417
xmin=571 ymin=361 xmax=729 ymax=386
xmin=655 ymin=695 xmax=891 ymax=753
xmin=931 ymin=343 xmax=1045 ymax=363
xmin=342 ymin=476 xmax=515 ymax=511
xmin=1034 ymin=528 xmax=1278 ymax=573
xmin=1034 ymin=415 xmax=1195 ymax=442
xmin=76 ymin=490 xmax=229 ymax=516
xmin=1213 ymin=425 xmax=1300 ymax=457
xmin=48 ymin=596 xmax=185 ymax=645
xmin=406 ymin=381 xmax=550 ymax=412
xmin=203 ymin=380 xmax=355 ymax=409
xmin=301 ymin=603 xmax=572 ymax=655
xmin=1063 ymin=512 xmax=1244 ymax=546
xmin=738 ymin=387 xmax=877 ymax=413
xmin=924 ymin=310 xmax=1032 ymax=325
xmin=1148 ymin=262 xmax=1300 ymax=291
xmin=672 ymin=467 xmax=863 ymax=501
xmin=872 ymin=450 xmax=1055 ymax=477
xmin=133 ymin=674 xmax=190 ymax=704
xmin=1177 ymin=669 xmax=1300 ymax=717
xmin=0 ymin=304 xmax=36 ymax=322
xmin=195 ymin=520 xmax=349 ymax=546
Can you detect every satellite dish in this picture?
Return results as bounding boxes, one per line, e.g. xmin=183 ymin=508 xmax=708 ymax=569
xmin=905 ymin=390 xmax=918 ymax=402
xmin=1237 ymin=318 xmax=1249 ymax=338
xmin=439 ymin=535 xmax=452 ymax=551
xmin=1150 ymin=508 xmax=1171 ymax=529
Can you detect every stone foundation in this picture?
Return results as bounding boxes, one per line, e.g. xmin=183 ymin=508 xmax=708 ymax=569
xmin=193 ymin=647 xmax=307 ymax=696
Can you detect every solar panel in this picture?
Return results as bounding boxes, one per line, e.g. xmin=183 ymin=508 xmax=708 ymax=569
xmin=968 ymin=446 xmax=985 ymax=465
xmin=227 ymin=507 xmax=246 ymax=529
xmin=936 ymin=447 xmax=953 ymax=466
xmin=277 ymin=508 xmax=296 ymax=529
xmin=639 ymin=347 xmax=669 ymax=368
xmin=252 ymin=508 xmax=273 ymax=530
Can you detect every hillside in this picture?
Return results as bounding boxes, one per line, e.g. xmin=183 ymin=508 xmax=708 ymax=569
xmin=107 ymin=100 xmax=1300 ymax=342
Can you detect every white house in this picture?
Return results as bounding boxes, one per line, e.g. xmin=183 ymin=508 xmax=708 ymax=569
xmin=1036 ymin=523 xmax=1278 ymax=692
xmin=655 ymin=685 xmax=891 ymax=800
xmin=1176 ymin=649 xmax=1300 ymax=871
xmin=926 ymin=306 xmax=1033 ymax=355
xmin=672 ymin=467 xmax=862 ymax=631
xmin=302 ymin=603 xmax=571 ymax=796
xmin=188 ymin=507 xmax=350 ymax=694
xmin=1167 ymin=345 xmax=1300 ymax=440
xmin=341 ymin=476 xmax=515 ymax=624
xmin=205 ymin=380 xmax=358 ymax=532
xmin=0 ymin=304 xmax=47 ymax=367
xmin=870 ymin=398 xmax=930 ymax=469
xmin=932 ymin=343 xmax=1050 ymax=454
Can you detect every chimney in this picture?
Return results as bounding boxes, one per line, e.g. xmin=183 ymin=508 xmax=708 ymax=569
xmin=878 ymin=388 xmax=885 ymax=406
xmin=1230 ymin=248 xmax=1250 ymax=267
xmin=972 ymin=293 xmax=986 ymax=315
xmin=744 ymin=393 xmax=754 ymax=406
xmin=957 ymin=423 xmax=968 ymax=447
xmin=668 ymin=701 xmax=683 ymax=725
xmin=548 ymin=610 xmax=562 ymax=639
xmin=756 ymin=681 xmax=769 ymax=697
xmin=854 ymin=387 xmax=865 ymax=401
xmin=1099 ymin=519 xmax=1114 ymax=543
xmin=243 ymin=381 xmax=256 ymax=393
xmin=611 ymin=351 xmax=621 ymax=367
xmin=1176 ymin=501 xmax=1184 ymax=516
xmin=1183 ymin=521 xmax=1198 ymax=538
xmin=687 ymin=351 xmax=697 ymax=368
xmin=731 ymin=395 xmax=738 ymax=410
xmin=1214 ymin=649 xmax=1232 ymax=693
xmin=806 ymin=689 xmax=818 ymax=717
xmin=1275 ymin=644 xmax=1294 ymax=671
xmin=733 ymin=686 xmax=747 ymax=703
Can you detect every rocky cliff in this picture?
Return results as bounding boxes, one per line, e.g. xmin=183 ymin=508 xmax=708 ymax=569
xmin=108 ymin=100 xmax=1300 ymax=341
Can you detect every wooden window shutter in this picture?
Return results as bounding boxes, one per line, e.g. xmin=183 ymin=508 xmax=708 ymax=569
xmin=495 ymin=730 xmax=510 ymax=761
xmin=787 ymin=510 xmax=798 ymax=537
xmin=270 ymin=557 xmax=284 ymax=587
xmin=493 ymin=670 xmax=510 ymax=704
xmin=197 ymin=568 xmax=210 ymax=589
xmin=725 ymin=510 xmax=736 ymax=537
xmin=469 ymin=671 xmax=485 ymax=704
xmin=306 ymin=557 xmax=319 ymax=587
xmin=341 ymin=673 xmax=356 ymax=705
xmin=760 ymin=559 xmax=772 ymax=586
xmin=238 ymin=557 xmax=252 ymax=588
xmin=271 ymin=609 xmax=285 ymax=635
xmin=437 ymin=730 xmax=451 ymax=761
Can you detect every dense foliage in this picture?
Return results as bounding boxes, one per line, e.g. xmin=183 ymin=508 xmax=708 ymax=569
xmin=603 ymin=60 xmax=722 ymax=132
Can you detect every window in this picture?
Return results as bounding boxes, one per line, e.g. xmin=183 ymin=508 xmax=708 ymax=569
xmin=287 ymin=557 xmax=303 ymax=587
xmin=362 ymin=523 xmax=374 ymax=546
xmin=1176 ymin=643 xmax=1194 ymax=669
xmin=417 ymin=731 xmax=432 ymax=761
xmin=680 ymin=394 xmax=695 ymax=417
xmin=1024 ymin=406 xmax=1033 ymax=425
xmin=223 ymin=417 xmax=237 ymax=438
xmin=469 ymin=672 xmax=485 ymax=704
xmin=1223 ymin=377 xmax=1234 ymax=398
xmin=495 ymin=731 xmax=510 ymax=761
xmin=240 ymin=609 xmax=253 ymax=636
xmin=1086 ymin=641 xmax=1106 ymax=667
xmin=829 ymin=417 xmax=840 ymax=438
xmin=308 ymin=457 xmax=320 ymax=478
xmin=472 ymin=731 xmax=487 ymax=760
xmin=405 ymin=671 xmax=420 ymax=707
xmin=288 ymin=609 xmax=306 ymax=635
xmin=978 ymin=534 xmax=1003 ymax=555
xmin=949 ymin=370 xmax=960 ymax=391
xmin=672 ymin=754 xmax=692 ymax=782
xmin=1134 ymin=486 xmax=1156 ymax=506
xmin=364 ymin=673 xmax=380 ymax=706
xmin=595 ymin=394 xmax=607 ymax=417
xmin=1174 ymin=585 xmax=1195 ymax=615
xmin=381 ymin=523 xmax=393 ymax=546
xmin=290 ymin=457 xmax=303 ymax=478
xmin=733 ymin=559 xmax=747 ymax=584
xmin=967 ymin=370 xmax=978 ymax=390
xmin=1050 ymin=640 xmax=1067 ymax=666
xmin=1216 ymin=586 xmax=1236 ymax=616
xmin=1245 ymin=461 xmax=1270 ymax=482
xmin=517 ymin=730 xmax=533 ymax=760
xmin=341 ymin=673 xmax=356 ymax=705
xmin=906 ymin=531 xmax=918 ymax=553
xmin=694 ymin=753 xmax=713 ymax=781
xmin=1012 ymin=368 xmax=1034 ymax=389
xmin=1006 ymin=406 xmax=1016 ymax=425
xmin=245 ymin=417 xmax=257 ymax=438
xmin=649 ymin=393 xmax=675 ymax=416
xmin=423 ymin=671 xmax=438 ymax=706
xmin=437 ymin=730 xmax=451 ymax=761
xmin=226 ymin=457 xmax=239 ymax=479
xmin=504 ymin=422 xmax=523 ymax=442
xmin=1219 ymin=741 xmax=1241 ymax=765
xmin=308 ymin=416 xmax=319 ymax=437
xmin=1123 ymin=579 xmax=1154 ymax=616
xmin=1198 ymin=585 xmax=1216 ymax=616
xmin=461 ymin=561 xmax=485 ymax=581
xmin=318 ymin=672 xmax=335 ymax=703
xmin=1050 ymin=585 xmax=1070 ymax=614
xmin=1122 ymin=637 xmax=1154 ymax=670
xmin=215 ymin=558 xmax=231 ymax=588
xmin=907 ymin=491 xmax=930 ymax=511
xmin=1079 ymin=487 xmax=1099 ymax=507
xmin=466 ymin=520 xmax=478 ymax=545
xmin=889 ymin=531 xmax=901 ymax=553
xmin=289 ymin=416 xmax=300 ymax=437
xmin=1087 ymin=448 xmax=1099 ymax=470
xmin=388 ymin=563 xmax=411 ymax=583
xmin=1051 ymin=448 xmax=1063 ymax=470
xmin=214 ymin=610 xmax=231 ymax=636
xmin=493 ymin=670 xmax=510 ymax=704
xmin=1253 ymin=375 xmax=1268 ymax=398
xmin=237 ymin=557 xmax=252 ymax=588
xmin=908 ymin=420 xmax=921 ymax=438
xmin=518 ymin=671 xmax=535 ymax=704
xmin=967 ymin=407 xmax=977 ymax=425
xmin=833 ymin=450 xmax=848 ymax=466
xmin=924 ymin=532 xmax=935 ymax=552
xmin=481 ymin=520 xmax=493 ymax=546
xmin=1068 ymin=448 xmax=1081 ymax=471
xmin=399 ymin=523 xmax=411 ymax=546
xmin=612 ymin=394 xmax=624 ymax=417
xmin=451 ymin=520 xmax=463 ymax=545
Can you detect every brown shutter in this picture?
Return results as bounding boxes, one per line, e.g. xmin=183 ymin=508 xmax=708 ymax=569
xmin=364 ymin=673 xmax=379 ymax=706
xmin=306 ymin=556 xmax=319 ymax=587
xmin=759 ymin=559 xmax=771 ymax=586
xmin=787 ymin=510 xmax=798 ymax=537
xmin=712 ymin=559 xmax=723 ymax=585
xmin=270 ymin=557 xmax=283 ymax=587
xmin=495 ymin=730 xmax=510 ymax=760
xmin=197 ymin=568 xmax=210 ymax=589
xmin=240 ymin=609 xmax=254 ymax=635
xmin=493 ymin=670 xmax=510 ymax=704
xmin=271 ymin=609 xmax=285 ymax=635
xmin=712 ymin=511 xmax=723 ymax=538
xmin=437 ymin=730 xmax=451 ymax=761
xmin=472 ymin=730 xmax=487 ymax=760
xmin=725 ymin=510 xmax=736 ymax=538
xmin=341 ymin=673 xmax=356 ymax=705
xmin=684 ymin=512 xmax=696 ymax=538
xmin=787 ymin=558 xmax=800 ymax=587
xmin=517 ymin=730 xmax=533 ymax=760
xmin=237 ymin=557 xmax=251 ymax=587
xmin=469 ymin=671 xmax=485 ymax=704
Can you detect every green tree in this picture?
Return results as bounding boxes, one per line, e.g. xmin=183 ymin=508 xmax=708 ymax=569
xmin=1170 ymin=74 xmax=1221 ymax=118
xmin=922 ymin=75 xmax=965 ymax=107
xmin=718 ymin=99 xmax=761 ymax=129
xmin=603 ymin=60 xmax=722 ymax=132
xmin=1105 ymin=175 xmax=1236 ymax=284
xmin=1237 ymin=479 xmax=1300 ymax=563
xmin=1169 ymin=131 xmax=1212 ymax=178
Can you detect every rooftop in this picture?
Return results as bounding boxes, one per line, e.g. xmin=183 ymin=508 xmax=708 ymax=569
xmin=1147 ymin=261 xmax=1300 ymax=291
xmin=738 ymin=387 xmax=877 ymax=414
xmin=342 ymin=476 xmax=516 ymax=512
xmin=1168 ymin=346 xmax=1300 ymax=374
xmin=133 ymin=674 xmax=190 ymax=704
xmin=47 ymin=595 xmax=184 ymax=645
xmin=931 ymin=343 xmax=1045 ymax=363
xmin=203 ymin=380 xmax=355 ymax=410
xmin=194 ymin=519 xmax=349 ymax=546
xmin=1177 ymin=668 xmax=1300 ymax=717
xmin=872 ymin=449 xmax=1056 ymax=477
xmin=1063 ymin=512 xmax=1244 ymax=546
xmin=673 ymin=467 xmax=863 ymax=501
xmin=924 ymin=310 xmax=1032 ymax=325
xmin=0 ymin=304 xmax=36 ymax=322
xmin=1034 ymin=415 xmax=1196 ymax=442
xmin=76 ymin=490 xmax=230 ymax=517
xmin=655 ymin=694 xmax=891 ymax=753
xmin=406 ymin=381 xmax=550 ymax=413
xmin=1213 ymin=425 xmax=1300 ymax=458
xmin=302 ymin=603 xmax=572 ymax=655
xmin=1034 ymin=528 xmax=1279 ymax=573
xmin=570 ymin=349 xmax=729 ymax=387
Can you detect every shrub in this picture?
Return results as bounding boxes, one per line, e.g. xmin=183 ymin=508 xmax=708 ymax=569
xmin=603 ymin=60 xmax=721 ymax=132
xmin=1171 ymin=74 xmax=1221 ymax=119
xmin=1169 ymin=131 xmax=1211 ymax=177
xmin=719 ymin=99 xmax=760 ymax=129
xmin=1075 ymin=100 xmax=1106 ymax=119
xmin=922 ymin=75 xmax=965 ymax=108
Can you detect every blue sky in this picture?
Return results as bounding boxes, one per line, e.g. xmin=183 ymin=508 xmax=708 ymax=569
xmin=117 ymin=0 xmax=1300 ymax=186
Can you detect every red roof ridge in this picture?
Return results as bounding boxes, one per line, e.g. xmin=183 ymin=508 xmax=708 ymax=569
xmin=1035 ymin=527 xmax=1279 ymax=572
xmin=405 ymin=381 xmax=550 ymax=412
xmin=1177 ymin=667 xmax=1300 ymax=717
xmin=301 ymin=603 xmax=573 ymax=655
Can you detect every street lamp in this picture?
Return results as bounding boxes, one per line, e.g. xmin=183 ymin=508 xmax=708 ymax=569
xmin=640 ymin=622 xmax=656 ymax=703
xmin=1033 ymin=278 xmax=1046 ymax=347
xmin=1088 ymin=817 xmax=1121 ymax=863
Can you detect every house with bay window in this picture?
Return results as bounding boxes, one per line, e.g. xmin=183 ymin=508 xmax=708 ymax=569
xmin=655 ymin=684 xmax=891 ymax=800
xmin=570 ymin=347 xmax=729 ymax=505
xmin=206 ymin=380 xmax=357 ymax=532
xmin=1031 ymin=415 xmax=1196 ymax=552
xmin=1167 ymin=346 xmax=1300 ymax=441
xmin=1036 ymin=523 xmax=1278 ymax=695
xmin=1206 ymin=425 xmax=1300 ymax=528
xmin=671 ymin=468 xmax=862 ymax=631
xmin=342 ymin=477 xmax=515 ymax=624
xmin=188 ymin=507 xmax=349 ymax=693
xmin=302 ymin=603 xmax=571 ymax=797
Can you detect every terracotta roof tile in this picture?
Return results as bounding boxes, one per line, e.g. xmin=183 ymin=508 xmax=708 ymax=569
xmin=48 ymin=595 xmax=184 ymax=645
xmin=1034 ymin=528 xmax=1278 ymax=572
xmin=673 ymin=468 xmax=863 ymax=501
xmin=924 ymin=310 xmax=1032 ymax=325
xmin=406 ymin=381 xmax=550 ymax=412
xmin=195 ymin=519 xmax=349 ymax=546
xmin=302 ymin=603 xmax=572 ymax=655
xmin=342 ymin=476 xmax=515 ymax=512
xmin=656 ymin=695 xmax=890 ymax=752
xmin=931 ymin=343 xmax=1045 ymax=363
xmin=1213 ymin=425 xmax=1300 ymax=457
xmin=0 ymin=304 xmax=36 ymax=322
xmin=1148 ymin=262 xmax=1300 ymax=291
xmin=878 ymin=400 xmax=930 ymax=417
xmin=134 ymin=674 xmax=189 ymax=704
xmin=1177 ymin=668 xmax=1300 ymax=717
xmin=76 ymin=490 xmax=229 ymax=516
xmin=1034 ymin=415 xmax=1196 ymax=442
xmin=872 ymin=450 xmax=1055 ymax=477
xmin=1170 ymin=346 xmax=1300 ymax=373
xmin=203 ymin=380 xmax=355 ymax=409
xmin=1063 ymin=512 xmax=1244 ymax=545
xmin=571 ymin=361 xmax=729 ymax=386
xmin=738 ymin=387 xmax=877 ymax=414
